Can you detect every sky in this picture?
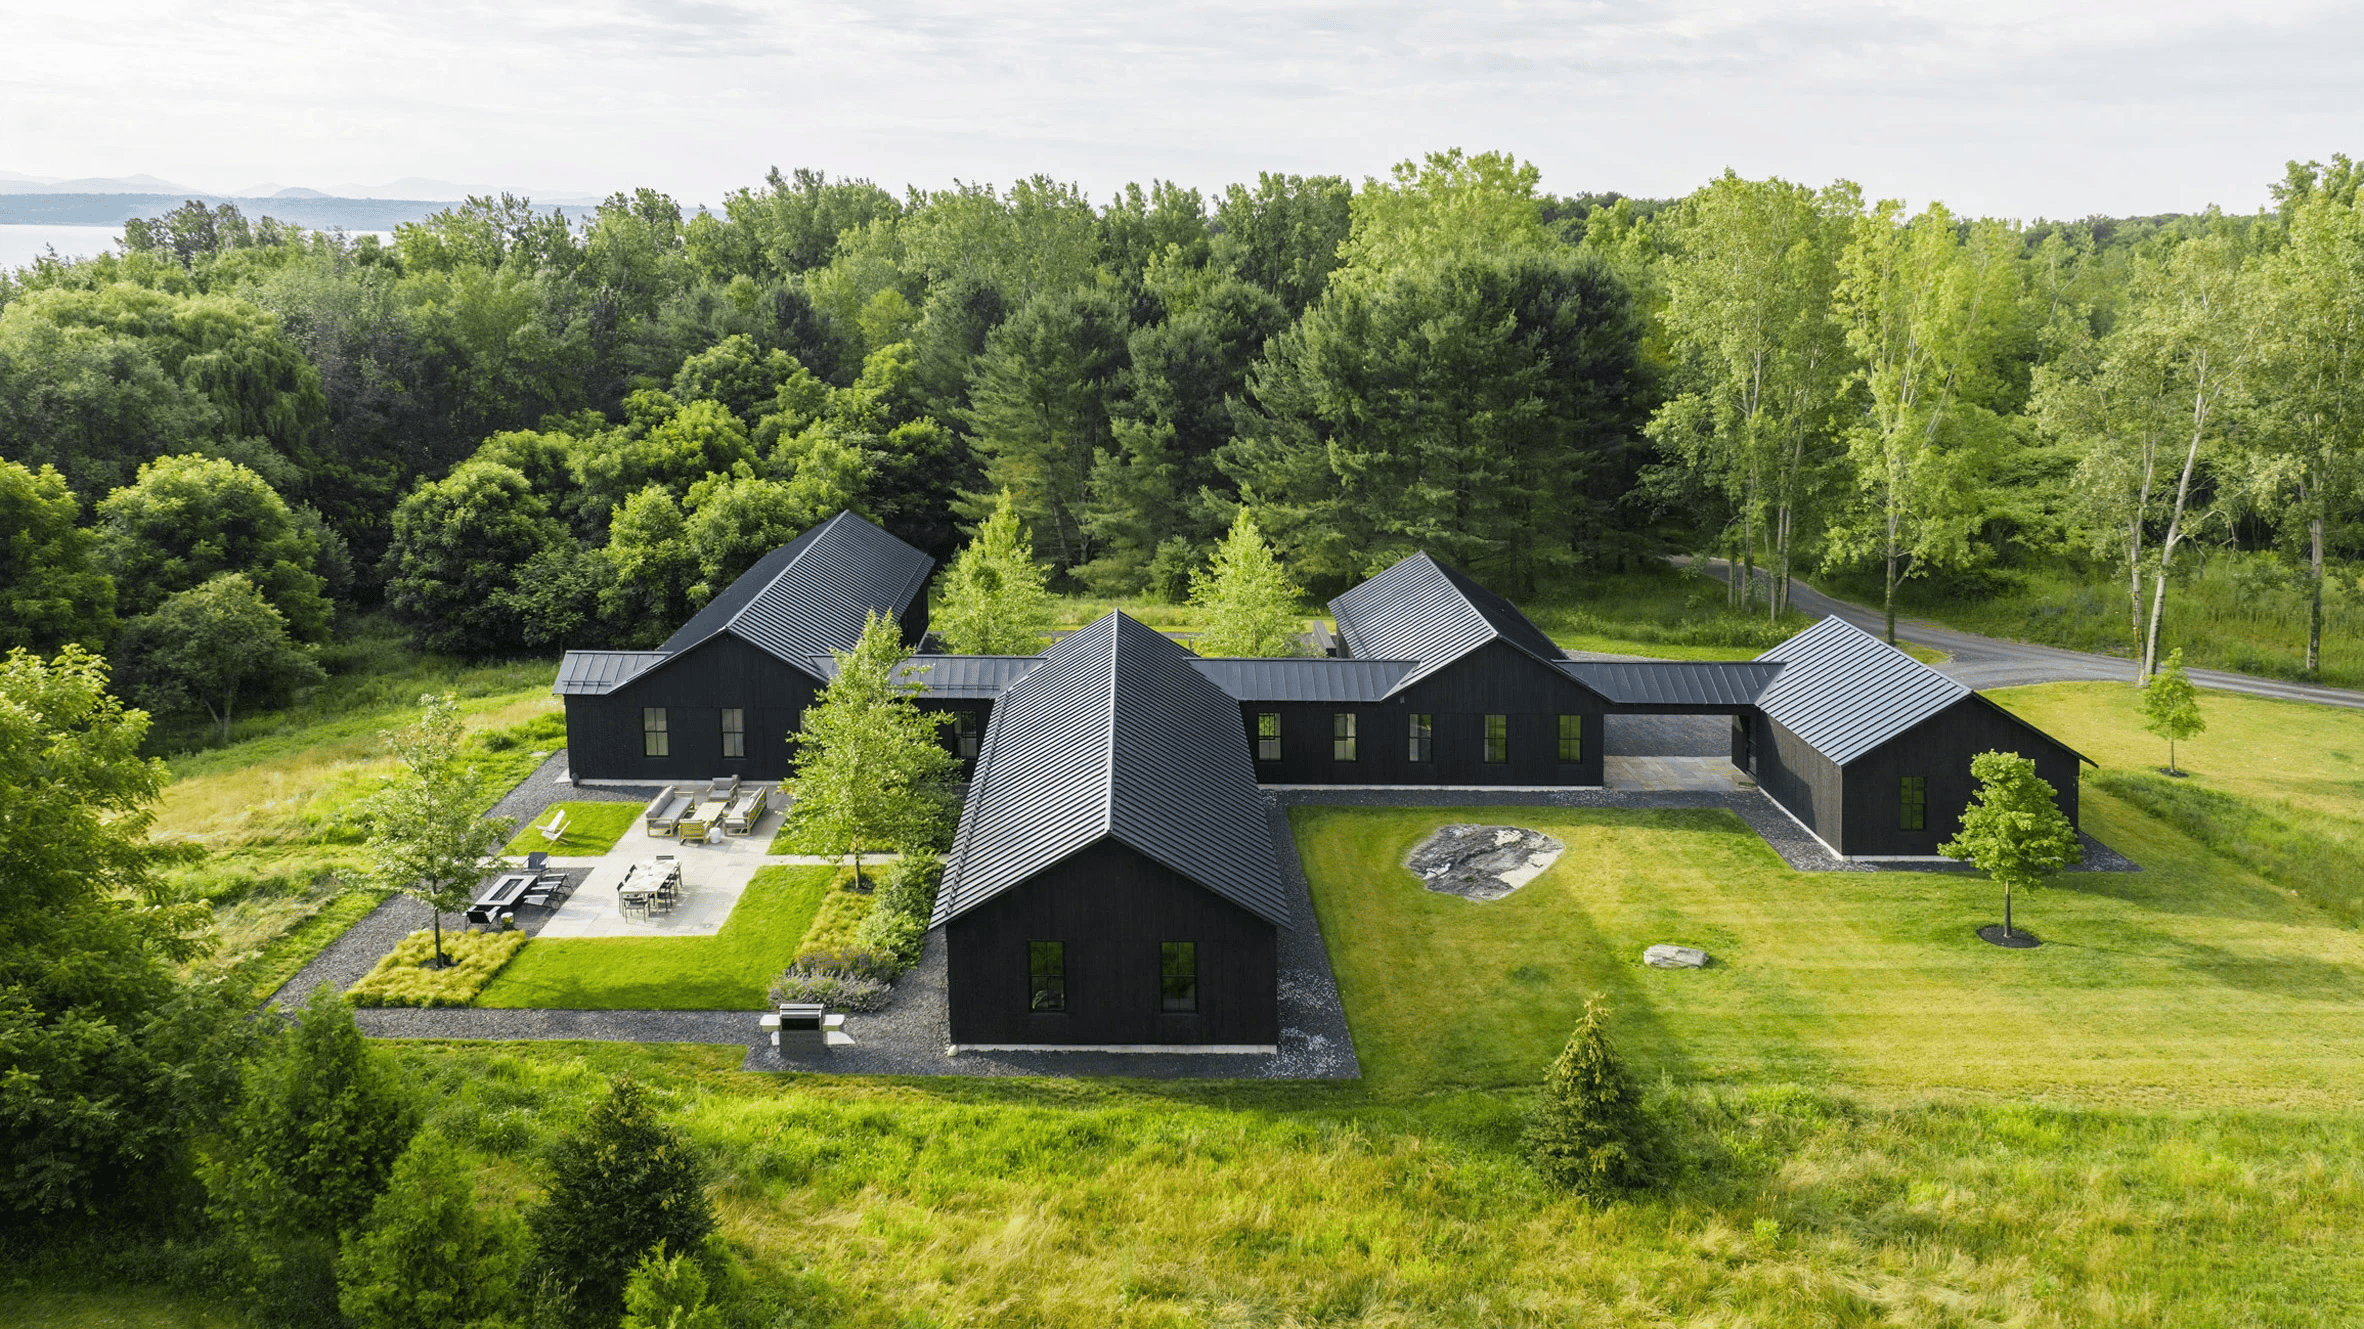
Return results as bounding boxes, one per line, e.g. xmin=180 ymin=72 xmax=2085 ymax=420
xmin=6 ymin=0 xmax=2363 ymax=219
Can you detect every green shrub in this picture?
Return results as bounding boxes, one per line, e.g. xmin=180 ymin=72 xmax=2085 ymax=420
xmin=525 ymin=1078 xmax=714 ymax=1327
xmin=336 ymin=1131 xmax=525 ymax=1329
xmin=766 ymin=967 xmax=892 ymax=1012
xmin=853 ymin=850 xmax=940 ymax=967
xmin=347 ymin=929 xmax=528 ymax=1007
xmin=1526 ymin=996 xmax=1659 ymax=1200
xmin=620 ymin=1242 xmax=725 ymax=1329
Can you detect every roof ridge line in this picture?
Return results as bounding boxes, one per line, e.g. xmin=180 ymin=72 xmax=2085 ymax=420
xmin=1102 ymin=614 xmax=1122 ymax=838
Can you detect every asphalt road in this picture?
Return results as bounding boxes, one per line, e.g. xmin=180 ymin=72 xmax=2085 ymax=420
xmin=1683 ymin=558 xmax=2364 ymax=710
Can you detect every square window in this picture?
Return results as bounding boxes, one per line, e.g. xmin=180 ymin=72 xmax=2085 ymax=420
xmin=642 ymin=707 xmax=669 ymax=758
xmin=720 ymin=708 xmax=745 ymax=758
xmin=1408 ymin=713 xmax=1433 ymax=763
xmin=1160 ymin=941 xmax=1197 ymax=1013
xmin=953 ymin=711 xmax=980 ymax=759
xmin=1029 ymin=941 xmax=1066 ymax=1012
xmin=1255 ymin=712 xmax=1281 ymax=762
xmin=1483 ymin=714 xmax=1507 ymax=764
xmin=1332 ymin=712 xmax=1357 ymax=761
xmin=1900 ymin=776 xmax=1927 ymax=831
xmin=1558 ymin=714 xmax=1582 ymax=762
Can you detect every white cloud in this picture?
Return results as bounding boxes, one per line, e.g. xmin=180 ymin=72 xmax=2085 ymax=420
xmin=5 ymin=0 xmax=2359 ymax=216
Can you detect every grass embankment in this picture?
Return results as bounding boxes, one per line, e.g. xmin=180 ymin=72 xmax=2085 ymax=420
xmin=473 ymin=866 xmax=835 ymax=1010
xmin=500 ymin=800 xmax=642 ymax=856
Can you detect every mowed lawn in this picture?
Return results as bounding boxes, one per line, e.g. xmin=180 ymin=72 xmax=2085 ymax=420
xmin=473 ymin=866 xmax=835 ymax=1009
xmin=500 ymin=800 xmax=643 ymax=856
xmin=1298 ymin=795 xmax=2364 ymax=1106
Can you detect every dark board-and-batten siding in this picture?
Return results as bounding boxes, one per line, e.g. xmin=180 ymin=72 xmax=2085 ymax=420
xmin=563 ymin=635 xmax=819 ymax=781
xmin=1234 ymin=642 xmax=1605 ymax=786
xmin=944 ymin=839 xmax=1279 ymax=1047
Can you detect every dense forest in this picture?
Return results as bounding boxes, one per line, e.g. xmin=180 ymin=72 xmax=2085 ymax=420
xmin=7 ymin=148 xmax=2364 ymax=728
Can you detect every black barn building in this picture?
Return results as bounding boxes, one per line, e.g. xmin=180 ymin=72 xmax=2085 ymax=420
xmin=1734 ymin=617 xmax=2089 ymax=856
xmin=933 ymin=614 xmax=1290 ymax=1051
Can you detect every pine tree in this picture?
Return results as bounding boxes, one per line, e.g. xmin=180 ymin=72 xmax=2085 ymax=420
xmin=526 ymin=1077 xmax=716 ymax=1327
xmin=789 ymin=612 xmax=958 ymax=883
xmin=1525 ymin=996 xmax=1657 ymax=1200
xmin=1189 ymin=510 xmax=1307 ymax=657
xmin=337 ymin=1131 xmax=526 ymax=1329
xmin=2139 ymin=647 xmax=2207 ymax=776
xmin=1939 ymin=749 xmax=2083 ymax=940
xmin=621 ymin=1242 xmax=727 ymax=1329
xmin=935 ymin=489 xmax=1056 ymax=655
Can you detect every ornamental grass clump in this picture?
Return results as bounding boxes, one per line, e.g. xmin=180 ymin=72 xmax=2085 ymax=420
xmin=1526 ymin=996 xmax=1659 ymax=1201
xmin=347 ymin=928 xmax=528 ymax=1007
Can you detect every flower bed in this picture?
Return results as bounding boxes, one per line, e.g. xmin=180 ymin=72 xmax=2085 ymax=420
xmin=348 ymin=928 xmax=529 ymax=1007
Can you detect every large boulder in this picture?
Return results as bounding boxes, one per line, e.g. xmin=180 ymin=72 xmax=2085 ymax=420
xmin=1643 ymin=944 xmax=1710 ymax=969
xmin=1404 ymin=824 xmax=1565 ymax=902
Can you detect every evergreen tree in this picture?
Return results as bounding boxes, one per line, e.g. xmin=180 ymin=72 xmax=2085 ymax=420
xmin=2140 ymin=648 xmax=2207 ymax=776
xmin=526 ymin=1077 xmax=716 ymax=1328
xmin=934 ymin=490 xmax=1055 ymax=655
xmin=1939 ymin=750 xmax=2083 ymax=940
xmin=1189 ymin=511 xmax=1307 ymax=657
xmin=1526 ymin=996 xmax=1657 ymax=1200
xmin=203 ymin=985 xmax=419 ymax=1321
xmin=620 ymin=1242 xmax=726 ymax=1329
xmin=337 ymin=1131 xmax=526 ymax=1329
xmin=789 ymin=611 xmax=957 ymax=883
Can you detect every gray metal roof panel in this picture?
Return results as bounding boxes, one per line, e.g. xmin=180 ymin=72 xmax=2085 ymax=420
xmin=1188 ymin=657 xmax=1417 ymax=702
xmin=935 ymin=613 xmax=1291 ymax=930
xmin=1328 ymin=552 xmax=1564 ymax=691
xmin=1753 ymin=618 xmax=1971 ymax=765
xmin=803 ymin=654 xmax=1042 ymax=699
xmin=1559 ymin=660 xmax=1786 ymax=707
xmin=656 ymin=511 xmax=934 ymax=678
xmin=551 ymin=651 xmax=670 ymax=695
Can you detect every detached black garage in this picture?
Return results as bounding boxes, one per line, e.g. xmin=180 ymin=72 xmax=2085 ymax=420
xmin=933 ymin=614 xmax=1291 ymax=1051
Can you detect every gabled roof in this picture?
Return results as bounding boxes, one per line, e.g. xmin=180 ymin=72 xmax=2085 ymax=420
xmin=656 ymin=511 xmax=934 ymax=680
xmin=552 ymin=651 xmax=670 ymax=696
xmin=804 ymin=653 xmax=1041 ymax=699
xmin=934 ymin=613 xmax=1291 ymax=930
xmin=1189 ymin=657 xmax=1417 ymax=703
xmin=1328 ymin=552 xmax=1565 ymax=692
xmin=1560 ymin=660 xmax=1786 ymax=708
xmin=1752 ymin=617 xmax=1973 ymax=765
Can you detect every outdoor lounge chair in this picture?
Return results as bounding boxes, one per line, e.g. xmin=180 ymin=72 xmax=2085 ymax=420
xmin=723 ymin=784 xmax=768 ymax=835
xmin=708 ymin=774 xmax=741 ymax=802
xmin=536 ymin=808 xmax=570 ymax=843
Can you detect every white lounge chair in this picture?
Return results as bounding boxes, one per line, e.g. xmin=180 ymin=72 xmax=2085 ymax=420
xmin=536 ymin=807 xmax=571 ymax=843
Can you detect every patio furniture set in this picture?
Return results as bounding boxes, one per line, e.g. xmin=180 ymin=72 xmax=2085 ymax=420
xmin=616 ymin=855 xmax=683 ymax=919
xmin=465 ymin=851 xmax=572 ymax=927
xmin=643 ymin=776 xmax=772 ymax=841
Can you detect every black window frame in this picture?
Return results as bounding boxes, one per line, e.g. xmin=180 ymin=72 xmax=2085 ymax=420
xmin=1255 ymin=712 xmax=1281 ymax=762
xmin=1028 ymin=941 xmax=1067 ymax=1012
xmin=719 ymin=707 xmax=745 ymax=759
xmin=642 ymin=707 xmax=669 ymax=758
xmin=1159 ymin=941 xmax=1198 ymax=1013
xmin=1483 ymin=713 xmax=1507 ymax=764
xmin=1900 ymin=775 xmax=1927 ymax=831
xmin=1332 ymin=711 xmax=1357 ymax=762
xmin=953 ymin=711 xmax=980 ymax=759
xmin=1557 ymin=714 xmax=1582 ymax=763
xmin=1408 ymin=712 xmax=1433 ymax=763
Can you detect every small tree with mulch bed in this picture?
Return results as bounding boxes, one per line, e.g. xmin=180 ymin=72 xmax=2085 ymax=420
xmin=2140 ymin=648 xmax=2206 ymax=776
xmin=1526 ymin=995 xmax=1659 ymax=1201
xmin=1941 ymin=749 xmax=2082 ymax=945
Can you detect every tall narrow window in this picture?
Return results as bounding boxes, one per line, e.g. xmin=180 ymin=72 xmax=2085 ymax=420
xmin=1255 ymin=712 xmax=1281 ymax=762
xmin=1899 ymin=776 xmax=1927 ymax=831
xmin=642 ymin=707 xmax=669 ymax=757
xmin=1557 ymin=714 xmax=1582 ymax=762
xmin=1483 ymin=714 xmax=1507 ymax=764
xmin=1029 ymin=941 xmax=1066 ymax=1012
xmin=719 ymin=708 xmax=745 ymax=758
xmin=953 ymin=711 xmax=980 ymax=759
xmin=1160 ymin=942 xmax=1198 ymax=1013
xmin=1408 ymin=713 xmax=1433 ymax=763
xmin=1332 ymin=712 xmax=1358 ymax=761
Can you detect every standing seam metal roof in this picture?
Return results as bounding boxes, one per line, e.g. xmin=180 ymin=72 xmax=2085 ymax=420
xmin=1328 ymin=553 xmax=1565 ymax=693
xmin=934 ymin=613 xmax=1292 ymax=930
xmin=551 ymin=651 xmax=671 ymax=695
xmin=1752 ymin=617 xmax=1971 ymax=765
xmin=1188 ymin=657 xmax=1418 ymax=702
xmin=655 ymin=511 xmax=934 ymax=680
xmin=1559 ymin=660 xmax=1786 ymax=707
xmin=803 ymin=654 xmax=1042 ymax=699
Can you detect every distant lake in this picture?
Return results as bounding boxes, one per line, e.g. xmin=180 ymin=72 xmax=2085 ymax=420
xmin=0 ymin=223 xmax=396 ymax=272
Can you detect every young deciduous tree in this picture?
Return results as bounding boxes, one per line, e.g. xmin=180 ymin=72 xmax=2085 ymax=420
xmin=1189 ymin=510 xmax=1307 ymax=657
xmin=337 ymin=1131 xmax=526 ymax=1329
xmin=934 ymin=490 xmax=1055 ymax=655
xmin=789 ymin=612 xmax=957 ymax=883
xmin=360 ymin=694 xmax=514 ymax=968
xmin=525 ymin=1077 xmax=716 ymax=1328
xmin=2140 ymin=648 xmax=2207 ymax=776
xmin=1939 ymin=750 xmax=2083 ymax=941
xmin=1526 ymin=996 xmax=1658 ymax=1200
xmin=0 ymin=460 xmax=115 ymax=653
xmin=115 ymin=572 xmax=326 ymax=744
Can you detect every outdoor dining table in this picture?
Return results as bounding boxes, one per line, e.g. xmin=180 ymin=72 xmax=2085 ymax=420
xmin=466 ymin=871 xmax=537 ymax=926
xmin=615 ymin=859 xmax=682 ymax=916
